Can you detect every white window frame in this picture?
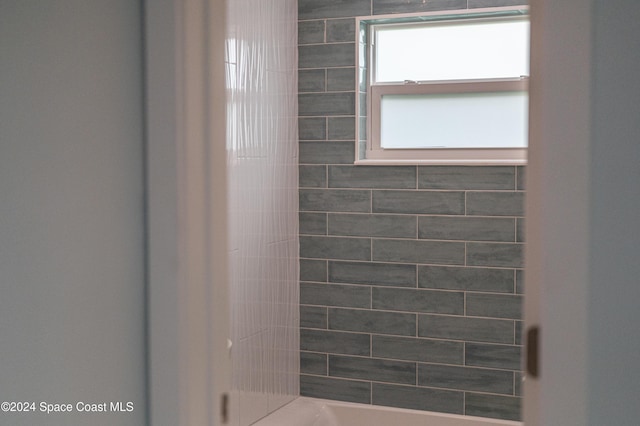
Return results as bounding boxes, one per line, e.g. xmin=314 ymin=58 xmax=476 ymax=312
xmin=355 ymin=7 xmax=530 ymax=165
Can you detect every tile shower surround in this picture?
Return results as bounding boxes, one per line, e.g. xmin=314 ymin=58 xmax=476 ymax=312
xmin=227 ymin=0 xmax=299 ymax=424
xmin=298 ymin=0 xmax=528 ymax=421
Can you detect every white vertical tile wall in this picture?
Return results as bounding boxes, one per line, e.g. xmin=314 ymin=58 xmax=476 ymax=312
xmin=226 ymin=0 xmax=299 ymax=425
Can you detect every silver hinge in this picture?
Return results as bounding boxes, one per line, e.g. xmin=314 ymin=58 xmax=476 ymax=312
xmin=221 ymin=393 xmax=229 ymax=424
xmin=526 ymin=326 xmax=540 ymax=378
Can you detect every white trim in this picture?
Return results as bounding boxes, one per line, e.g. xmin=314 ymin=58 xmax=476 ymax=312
xmin=146 ymin=0 xmax=230 ymax=425
xmin=355 ymin=5 xmax=529 ymax=25
xmin=356 ymin=6 xmax=530 ymax=165
xmin=368 ymin=79 xmax=528 ymax=163
xmin=355 ymin=157 xmax=527 ymax=166
xmin=524 ymin=0 xmax=591 ymax=424
xmin=370 ymin=15 xmax=530 ymax=85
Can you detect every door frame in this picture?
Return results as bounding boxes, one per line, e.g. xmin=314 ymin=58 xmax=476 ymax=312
xmin=524 ymin=0 xmax=591 ymax=424
xmin=145 ymin=0 xmax=230 ymax=425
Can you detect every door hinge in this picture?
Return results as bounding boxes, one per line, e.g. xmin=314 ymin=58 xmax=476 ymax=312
xmin=526 ymin=326 xmax=540 ymax=378
xmin=221 ymin=393 xmax=229 ymax=424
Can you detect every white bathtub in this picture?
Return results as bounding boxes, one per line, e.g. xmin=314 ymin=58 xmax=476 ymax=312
xmin=252 ymin=397 xmax=522 ymax=426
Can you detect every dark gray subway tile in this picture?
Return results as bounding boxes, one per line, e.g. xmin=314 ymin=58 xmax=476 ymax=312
xmin=300 ymin=236 xmax=371 ymax=261
xmin=329 ymin=261 xmax=416 ymax=287
xmin=295 ymin=1 xmax=530 ymax=413
xmin=301 ymin=282 xmax=371 ymax=308
xmin=299 ymin=69 xmax=326 ymax=93
xmin=516 ymin=165 xmax=526 ymax=190
xmin=327 ymin=68 xmax=356 ymax=92
xmin=516 ymin=269 xmax=524 ymax=294
xmin=328 ymin=213 xmax=416 ymax=238
xmin=469 ymin=0 xmax=528 ymax=9
xmin=327 ymin=117 xmax=356 ymax=140
xmin=299 ymin=44 xmax=355 ymax=69
xmin=418 ymin=166 xmax=515 ymax=190
xmin=466 ymin=293 xmax=523 ymax=320
xmin=418 ymin=364 xmax=514 ymax=394
xmin=515 ymin=372 xmax=523 ymax=396
xmin=300 ymin=329 xmax=370 ymax=356
xmin=299 ymin=142 xmax=355 ymax=165
xmin=467 ymin=242 xmax=524 ymax=268
xmin=465 ymin=393 xmax=521 ymax=421
xmin=299 ymin=92 xmax=356 ymax=115
xmin=465 ymin=342 xmax=522 ymax=370
xmin=329 ymin=166 xmax=416 ymax=189
xmin=373 ymin=287 xmax=464 ymax=315
xmin=516 ymin=218 xmax=525 ymax=242
xmin=329 ymin=308 xmax=416 ymax=336
xmin=372 ymin=383 xmax=463 ymax=414
xmin=299 ymin=165 xmax=327 ymax=188
xmin=298 ymin=20 xmax=325 ymax=45
xmin=419 ymin=265 xmax=515 ymax=293
xmin=373 ymin=0 xmax=466 ymax=14
xmin=418 ymin=216 xmax=515 ymax=242
xmin=466 ymin=192 xmax=525 ymax=216
xmin=326 ymin=19 xmax=356 ymax=42
xmin=300 ymin=375 xmax=371 ymax=404
xmin=372 ymin=335 xmax=463 ymax=364
xmin=300 ymin=259 xmax=327 ymax=282
xmin=419 ymin=315 xmax=514 ymax=344
xmin=515 ymin=320 xmax=523 ymax=345
xmin=373 ymin=190 xmax=464 ymax=214
xmin=299 ymin=212 xmax=327 ymax=235
xmin=299 ymin=0 xmax=371 ymax=19
xmin=300 ymin=189 xmax=370 ymax=212
xmin=300 ymin=305 xmax=327 ymax=329
xmin=330 ymin=355 xmax=416 ymax=385
xmin=373 ymin=239 xmax=465 ymax=265
xmin=299 ymin=117 xmax=326 ymax=140
xmin=301 ymin=352 xmax=327 ymax=375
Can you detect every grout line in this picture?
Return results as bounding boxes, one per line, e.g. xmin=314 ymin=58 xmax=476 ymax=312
xmin=323 ymin=19 xmax=327 ymax=43
xmin=325 ymin=259 xmax=329 ymax=283
xmin=464 ymin=291 xmax=467 ymax=316
xmin=463 ymin=342 xmax=467 ymax=366
xmin=299 ymin=40 xmax=356 ymax=47
xmin=324 ymin=212 xmax=329 ymax=236
xmin=324 ymin=68 xmax=328 ymax=93
xmin=370 ymin=380 xmax=373 ymax=404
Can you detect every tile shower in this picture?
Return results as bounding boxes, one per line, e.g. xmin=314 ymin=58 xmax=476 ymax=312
xmin=298 ymin=0 xmax=527 ymax=421
xmin=226 ymin=0 xmax=299 ymax=425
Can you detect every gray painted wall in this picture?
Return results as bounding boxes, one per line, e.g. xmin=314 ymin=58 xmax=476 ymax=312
xmin=298 ymin=0 xmax=527 ymax=421
xmin=587 ymin=2 xmax=640 ymax=424
xmin=0 ymin=1 xmax=146 ymax=425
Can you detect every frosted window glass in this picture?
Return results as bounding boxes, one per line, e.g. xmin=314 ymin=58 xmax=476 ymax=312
xmin=380 ymin=92 xmax=528 ymax=149
xmin=375 ymin=19 xmax=529 ymax=82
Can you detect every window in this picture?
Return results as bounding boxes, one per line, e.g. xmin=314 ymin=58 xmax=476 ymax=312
xmin=356 ymin=7 xmax=530 ymax=164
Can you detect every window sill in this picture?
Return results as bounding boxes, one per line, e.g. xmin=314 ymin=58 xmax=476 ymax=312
xmin=354 ymin=158 xmax=527 ymax=166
